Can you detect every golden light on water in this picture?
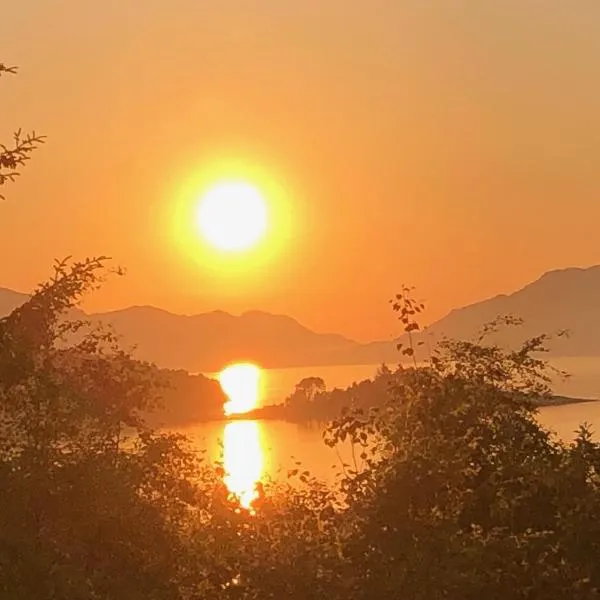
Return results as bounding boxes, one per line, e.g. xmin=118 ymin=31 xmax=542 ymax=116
xmin=218 ymin=363 xmax=265 ymax=509
xmin=223 ymin=421 xmax=264 ymax=509
xmin=220 ymin=362 xmax=262 ymax=415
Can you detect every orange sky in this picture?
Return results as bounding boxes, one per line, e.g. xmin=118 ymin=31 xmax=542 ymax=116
xmin=2 ymin=1 xmax=600 ymax=342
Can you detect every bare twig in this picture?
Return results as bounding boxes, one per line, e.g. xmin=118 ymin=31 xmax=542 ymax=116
xmin=0 ymin=64 xmax=18 ymax=77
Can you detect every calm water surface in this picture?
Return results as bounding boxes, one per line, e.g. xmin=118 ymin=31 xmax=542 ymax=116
xmin=186 ymin=358 xmax=600 ymax=503
xmin=208 ymin=357 xmax=600 ymax=407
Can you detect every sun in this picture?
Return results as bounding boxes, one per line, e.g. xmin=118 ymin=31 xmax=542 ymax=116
xmin=196 ymin=182 xmax=268 ymax=252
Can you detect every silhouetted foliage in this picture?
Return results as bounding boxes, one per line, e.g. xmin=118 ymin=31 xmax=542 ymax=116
xmin=0 ymin=259 xmax=193 ymax=598
xmin=0 ymin=63 xmax=45 ymax=199
xmin=1 ymin=259 xmax=600 ymax=599
xmin=320 ymin=290 xmax=600 ymax=599
xmin=146 ymin=367 xmax=227 ymax=427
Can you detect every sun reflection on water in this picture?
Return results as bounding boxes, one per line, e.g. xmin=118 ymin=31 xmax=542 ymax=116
xmin=220 ymin=363 xmax=261 ymax=415
xmin=223 ymin=420 xmax=264 ymax=509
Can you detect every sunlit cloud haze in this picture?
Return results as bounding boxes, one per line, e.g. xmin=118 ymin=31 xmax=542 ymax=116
xmin=2 ymin=1 xmax=599 ymax=340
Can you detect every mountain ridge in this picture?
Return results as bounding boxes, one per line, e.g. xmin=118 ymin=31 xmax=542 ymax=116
xmin=352 ymin=264 xmax=600 ymax=365
xmin=2 ymin=264 xmax=600 ymax=371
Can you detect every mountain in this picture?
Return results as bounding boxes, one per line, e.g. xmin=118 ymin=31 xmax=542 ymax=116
xmin=2 ymin=265 xmax=600 ymax=372
xmin=336 ymin=265 xmax=600 ymax=365
xmin=0 ymin=287 xmax=358 ymax=371
xmin=0 ymin=287 xmax=29 ymax=316
xmin=89 ymin=307 xmax=358 ymax=372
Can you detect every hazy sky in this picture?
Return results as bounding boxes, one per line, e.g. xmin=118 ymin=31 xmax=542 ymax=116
xmin=2 ymin=1 xmax=599 ymax=341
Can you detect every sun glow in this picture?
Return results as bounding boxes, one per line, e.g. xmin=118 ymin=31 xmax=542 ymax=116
xmin=196 ymin=182 xmax=268 ymax=252
xmin=223 ymin=421 xmax=264 ymax=509
xmin=167 ymin=158 xmax=296 ymax=294
xmin=219 ymin=363 xmax=262 ymax=415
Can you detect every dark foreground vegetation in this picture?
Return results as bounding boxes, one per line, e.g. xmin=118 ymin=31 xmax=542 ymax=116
xmin=1 ymin=263 xmax=600 ymax=599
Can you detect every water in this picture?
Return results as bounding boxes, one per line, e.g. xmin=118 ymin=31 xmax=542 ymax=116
xmin=186 ymin=357 xmax=600 ymax=503
xmin=206 ymin=363 xmax=381 ymax=408
xmin=182 ymin=418 xmax=343 ymax=486
xmin=537 ymin=401 xmax=600 ymax=440
xmin=180 ymin=401 xmax=600 ymax=503
xmin=207 ymin=357 xmax=600 ymax=407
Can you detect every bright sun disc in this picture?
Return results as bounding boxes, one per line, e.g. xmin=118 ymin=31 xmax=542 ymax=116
xmin=196 ymin=182 xmax=268 ymax=252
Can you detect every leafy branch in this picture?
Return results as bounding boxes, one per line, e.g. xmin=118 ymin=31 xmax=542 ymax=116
xmin=0 ymin=129 xmax=46 ymax=198
xmin=0 ymin=63 xmax=46 ymax=199
xmin=391 ymin=285 xmax=425 ymax=367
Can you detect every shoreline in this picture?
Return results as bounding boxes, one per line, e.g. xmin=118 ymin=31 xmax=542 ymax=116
xmin=170 ymin=395 xmax=600 ymax=427
xmin=536 ymin=395 xmax=599 ymax=407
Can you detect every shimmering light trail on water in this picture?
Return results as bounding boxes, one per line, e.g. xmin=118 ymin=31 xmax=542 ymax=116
xmin=223 ymin=420 xmax=264 ymax=508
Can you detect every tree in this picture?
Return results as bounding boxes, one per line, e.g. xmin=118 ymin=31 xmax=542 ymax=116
xmin=0 ymin=259 xmax=205 ymax=599
xmin=285 ymin=376 xmax=326 ymax=414
xmin=295 ymin=376 xmax=326 ymax=403
xmin=323 ymin=291 xmax=600 ymax=600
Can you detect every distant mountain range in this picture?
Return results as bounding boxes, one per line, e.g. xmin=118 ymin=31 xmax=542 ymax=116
xmin=2 ymin=265 xmax=600 ymax=372
xmin=88 ymin=307 xmax=357 ymax=372
xmin=338 ymin=265 xmax=600 ymax=365
xmin=0 ymin=287 xmax=357 ymax=371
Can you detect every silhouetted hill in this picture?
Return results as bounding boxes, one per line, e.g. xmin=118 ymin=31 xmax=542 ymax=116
xmin=337 ymin=266 xmax=600 ymax=365
xmin=2 ymin=265 xmax=600 ymax=372
xmin=0 ymin=290 xmax=358 ymax=371
xmin=90 ymin=307 xmax=358 ymax=372
xmin=0 ymin=287 xmax=29 ymax=316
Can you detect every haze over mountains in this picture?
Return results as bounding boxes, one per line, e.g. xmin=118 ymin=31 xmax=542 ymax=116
xmin=2 ymin=265 xmax=600 ymax=372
